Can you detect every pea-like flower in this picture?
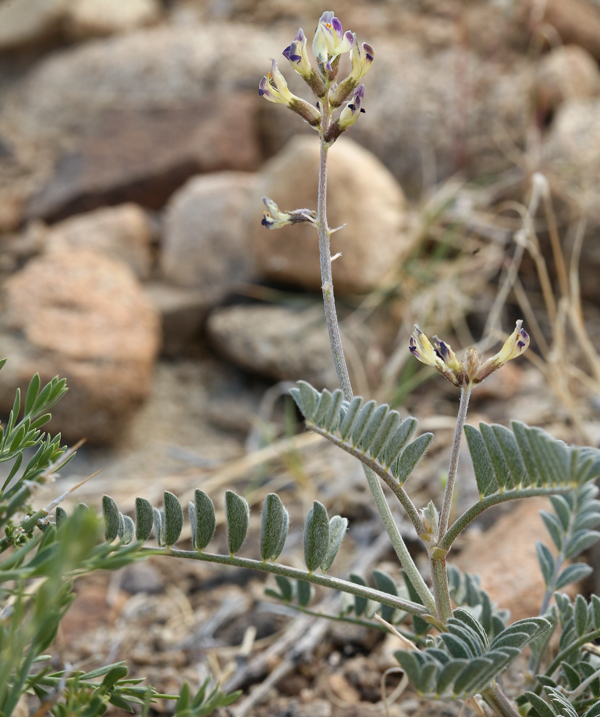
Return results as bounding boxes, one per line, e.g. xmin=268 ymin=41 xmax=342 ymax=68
xmin=261 ymin=197 xmax=292 ymax=230
xmin=330 ymin=35 xmax=375 ymax=107
xmin=283 ymin=29 xmax=313 ymax=79
xmin=259 ymin=59 xmax=295 ymax=105
xmin=259 ymin=59 xmax=322 ymax=127
xmin=261 ymin=197 xmax=318 ymax=230
xmin=409 ymin=321 xmax=530 ymax=387
xmin=338 ymin=84 xmax=365 ymax=130
xmin=312 ymin=11 xmax=354 ymax=67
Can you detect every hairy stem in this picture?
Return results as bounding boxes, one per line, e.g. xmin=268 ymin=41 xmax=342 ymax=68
xmin=315 ymin=101 xmax=435 ymax=616
xmin=318 ymin=106 xmax=353 ymax=399
xmin=439 ymin=383 xmax=471 ymax=539
xmin=481 ymin=682 xmax=521 ymax=717
xmin=141 ymin=547 xmax=431 ymax=618
xmin=430 ymin=553 xmax=453 ymax=625
xmin=306 ymin=422 xmax=425 ymax=534
xmin=439 ymin=486 xmax=574 ymax=552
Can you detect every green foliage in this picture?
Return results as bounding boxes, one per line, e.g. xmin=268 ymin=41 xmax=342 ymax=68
xmin=464 ymin=422 xmax=600 ymax=500
xmin=290 ymin=382 xmax=432 ymax=486
xmin=0 ymin=365 xmax=239 ymax=717
xmin=394 ymin=610 xmax=550 ymax=700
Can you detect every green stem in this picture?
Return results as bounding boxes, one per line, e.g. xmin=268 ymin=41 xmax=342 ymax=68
xmin=439 ymin=486 xmax=573 ymax=552
xmin=481 ymin=682 xmax=521 ymax=717
xmin=315 ymin=95 xmax=436 ymax=616
xmin=307 ymin=423 xmax=425 ymax=534
xmin=439 ymin=383 xmax=471 ymax=539
xmin=544 ymin=627 xmax=600 ymax=680
xmin=430 ymin=552 xmax=453 ymax=626
xmin=141 ymin=547 xmax=431 ymax=619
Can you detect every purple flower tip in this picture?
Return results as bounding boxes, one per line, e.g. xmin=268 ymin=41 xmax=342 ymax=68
xmin=344 ymin=30 xmax=354 ymax=44
xmin=332 ymin=16 xmax=343 ymax=34
xmin=295 ymin=28 xmax=305 ymax=42
xmin=355 ymin=84 xmax=365 ymax=98
xmin=282 ymin=44 xmax=292 ymax=59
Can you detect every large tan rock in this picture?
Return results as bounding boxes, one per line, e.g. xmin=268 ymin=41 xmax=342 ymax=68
xmin=535 ymin=45 xmax=600 ymax=119
xmin=0 ymin=0 xmax=67 ymax=52
xmin=161 ymin=172 xmax=256 ymax=293
xmin=65 ymin=0 xmax=162 ymax=39
xmin=0 ymin=250 xmax=160 ymax=444
xmin=249 ymin=137 xmax=410 ymax=295
xmin=541 ymin=0 xmax=600 ymax=61
xmin=46 ymin=204 xmax=155 ymax=279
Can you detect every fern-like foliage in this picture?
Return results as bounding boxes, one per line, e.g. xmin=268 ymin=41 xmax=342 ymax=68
xmin=465 ymin=421 xmax=600 ymax=498
xmin=440 ymin=422 xmax=600 ymax=549
xmin=290 ymin=381 xmax=433 ymax=486
xmin=394 ymin=609 xmax=550 ymax=700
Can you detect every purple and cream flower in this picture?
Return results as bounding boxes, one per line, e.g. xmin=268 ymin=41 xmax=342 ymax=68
xmin=409 ymin=321 xmax=530 ymax=387
xmin=349 ymin=35 xmax=375 ymax=82
xmin=312 ymin=11 xmax=354 ymax=66
xmin=338 ymin=84 xmax=366 ymax=130
xmin=259 ymin=59 xmax=296 ymax=105
xmin=261 ymin=197 xmax=292 ymax=230
xmin=283 ymin=28 xmax=313 ymax=79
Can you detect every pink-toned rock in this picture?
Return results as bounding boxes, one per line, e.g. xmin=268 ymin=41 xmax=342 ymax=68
xmin=46 ymin=203 xmax=155 ymax=279
xmin=248 ymin=137 xmax=411 ymax=295
xmin=455 ymin=498 xmax=550 ymax=621
xmin=0 ymin=249 xmax=160 ymax=444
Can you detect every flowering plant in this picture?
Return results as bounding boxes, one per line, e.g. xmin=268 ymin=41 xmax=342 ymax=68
xmin=34 ymin=11 xmax=600 ymax=717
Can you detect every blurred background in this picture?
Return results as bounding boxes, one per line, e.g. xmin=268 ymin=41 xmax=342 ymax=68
xmin=2 ymin=0 xmax=600 ymax=714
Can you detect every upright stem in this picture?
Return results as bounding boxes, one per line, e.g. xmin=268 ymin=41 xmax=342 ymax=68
xmin=318 ymin=106 xmax=353 ymax=399
xmin=316 ymin=101 xmax=436 ymax=616
xmin=430 ymin=552 xmax=453 ymax=625
xmin=439 ymin=383 xmax=472 ymax=539
xmin=481 ymin=683 xmax=521 ymax=717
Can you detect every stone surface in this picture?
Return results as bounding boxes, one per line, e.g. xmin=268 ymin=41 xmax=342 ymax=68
xmin=46 ymin=203 xmax=155 ymax=279
xmin=2 ymin=24 xmax=287 ymax=220
xmin=206 ymin=304 xmax=368 ymax=390
xmin=65 ymin=0 xmax=162 ymax=39
xmin=0 ymin=249 xmax=160 ymax=444
xmin=455 ymin=498 xmax=549 ymax=622
xmin=0 ymin=0 xmax=66 ymax=52
xmin=161 ymin=172 xmax=256 ymax=292
xmin=541 ymin=0 xmax=600 ymax=61
xmin=535 ymin=45 xmax=600 ymax=120
xmin=144 ymin=282 xmax=208 ymax=357
xmin=25 ymin=96 xmax=261 ymax=221
xmin=248 ymin=137 xmax=410 ymax=295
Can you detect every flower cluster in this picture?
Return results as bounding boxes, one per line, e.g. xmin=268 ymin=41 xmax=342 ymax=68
xmin=409 ymin=321 xmax=530 ymax=387
xmin=259 ymin=11 xmax=374 ymax=136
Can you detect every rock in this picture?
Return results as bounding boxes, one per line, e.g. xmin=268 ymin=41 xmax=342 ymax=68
xmin=161 ymin=172 xmax=256 ymax=292
xmin=144 ymin=282 xmax=208 ymax=357
xmin=65 ymin=0 xmax=162 ymax=40
xmin=206 ymin=304 xmax=369 ymax=390
xmin=541 ymin=0 xmax=600 ymax=62
xmin=535 ymin=45 xmax=600 ymax=120
xmin=0 ymin=0 xmax=67 ymax=52
xmin=46 ymin=204 xmax=155 ymax=279
xmin=248 ymin=137 xmax=410 ymax=295
xmin=25 ymin=96 xmax=261 ymax=221
xmin=454 ymin=498 xmax=549 ymax=622
xmin=0 ymin=249 xmax=160 ymax=444
xmin=2 ymin=24 xmax=288 ymax=220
